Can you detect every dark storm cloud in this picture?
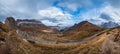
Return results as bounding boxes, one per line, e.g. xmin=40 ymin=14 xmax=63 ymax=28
xmin=100 ymin=13 xmax=113 ymax=21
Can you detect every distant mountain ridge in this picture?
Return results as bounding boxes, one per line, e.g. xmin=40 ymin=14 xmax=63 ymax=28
xmin=5 ymin=17 xmax=58 ymax=37
xmin=5 ymin=17 xmax=52 ymax=29
xmin=16 ymin=19 xmax=48 ymax=29
xmin=101 ymin=21 xmax=119 ymax=28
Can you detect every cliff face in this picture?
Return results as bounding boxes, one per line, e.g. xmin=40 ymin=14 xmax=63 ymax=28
xmin=16 ymin=19 xmax=48 ymax=29
xmin=16 ymin=19 xmax=58 ymax=37
xmin=5 ymin=17 xmax=17 ymax=30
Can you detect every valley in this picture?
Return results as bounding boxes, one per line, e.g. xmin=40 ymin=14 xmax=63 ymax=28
xmin=0 ymin=17 xmax=120 ymax=54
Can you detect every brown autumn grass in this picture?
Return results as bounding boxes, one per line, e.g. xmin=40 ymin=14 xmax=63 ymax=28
xmin=30 ymin=30 xmax=108 ymax=54
xmin=8 ymin=31 xmax=47 ymax=54
xmin=40 ymin=28 xmax=109 ymax=43
xmin=0 ymin=22 xmax=42 ymax=54
xmin=101 ymin=29 xmax=120 ymax=54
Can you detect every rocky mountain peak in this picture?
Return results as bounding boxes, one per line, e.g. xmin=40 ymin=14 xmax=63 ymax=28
xmin=79 ymin=21 xmax=89 ymax=24
xmin=5 ymin=17 xmax=16 ymax=30
xmin=63 ymin=21 xmax=102 ymax=40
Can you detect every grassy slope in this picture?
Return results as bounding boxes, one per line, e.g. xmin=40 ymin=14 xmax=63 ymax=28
xmin=32 ymin=30 xmax=108 ymax=54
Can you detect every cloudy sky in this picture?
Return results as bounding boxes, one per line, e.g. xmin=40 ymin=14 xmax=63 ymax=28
xmin=0 ymin=0 xmax=120 ymax=26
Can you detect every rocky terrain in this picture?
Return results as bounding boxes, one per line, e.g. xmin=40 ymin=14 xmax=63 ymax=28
xmin=0 ymin=17 xmax=120 ymax=54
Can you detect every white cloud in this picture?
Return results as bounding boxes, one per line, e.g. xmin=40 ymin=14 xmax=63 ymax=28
xmin=38 ymin=7 xmax=75 ymax=26
xmin=41 ymin=19 xmax=75 ymax=26
xmin=101 ymin=5 xmax=120 ymax=22
xmin=79 ymin=7 xmax=106 ymax=24
xmin=38 ymin=7 xmax=72 ymax=21
xmin=0 ymin=0 xmax=33 ymax=19
xmin=41 ymin=20 xmax=58 ymax=26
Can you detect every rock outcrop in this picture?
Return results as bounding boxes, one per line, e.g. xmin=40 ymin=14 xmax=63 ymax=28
xmin=5 ymin=17 xmax=17 ymax=30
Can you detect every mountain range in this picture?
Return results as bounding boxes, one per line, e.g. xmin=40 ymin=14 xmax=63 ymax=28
xmin=0 ymin=17 xmax=120 ymax=54
xmin=100 ymin=21 xmax=119 ymax=28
